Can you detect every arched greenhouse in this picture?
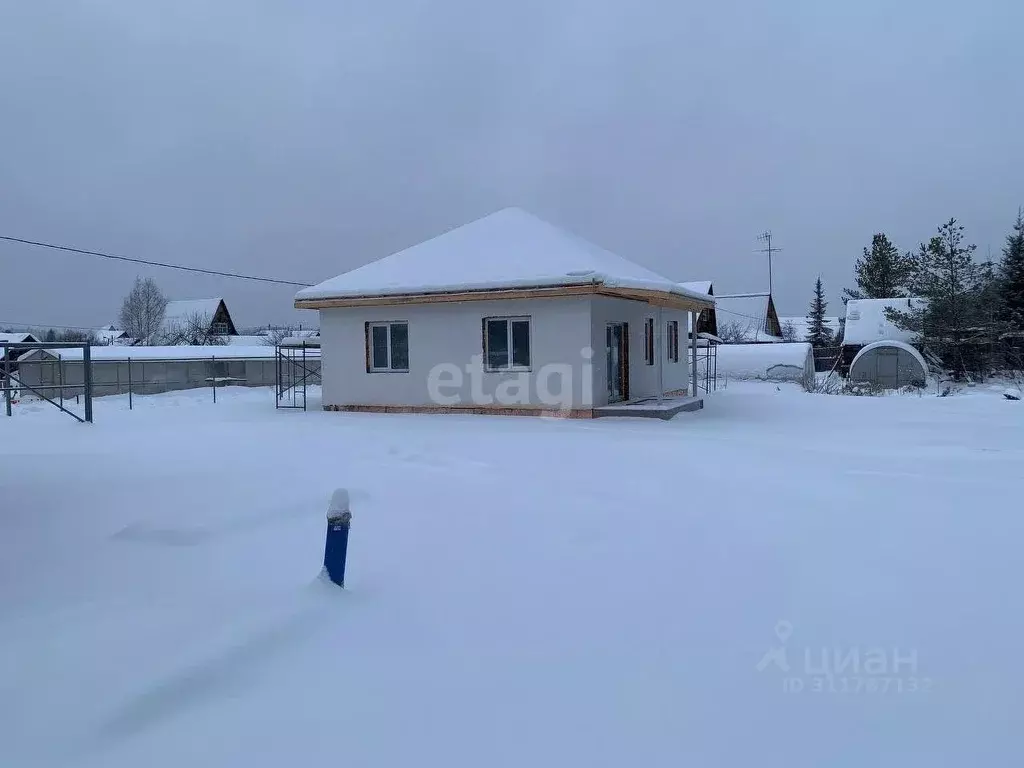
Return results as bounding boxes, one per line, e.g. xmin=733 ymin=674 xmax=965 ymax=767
xmin=848 ymin=340 xmax=927 ymax=389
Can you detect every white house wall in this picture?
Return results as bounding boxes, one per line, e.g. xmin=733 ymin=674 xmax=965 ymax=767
xmin=588 ymin=297 xmax=690 ymax=406
xmin=318 ymin=297 xmax=593 ymax=409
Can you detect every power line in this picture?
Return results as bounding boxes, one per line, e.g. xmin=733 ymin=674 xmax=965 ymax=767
xmin=0 ymin=235 xmax=313 ymax=287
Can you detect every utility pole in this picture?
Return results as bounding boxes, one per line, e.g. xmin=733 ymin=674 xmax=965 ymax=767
xmin=757 ymin=231 xmax=781 ymax=296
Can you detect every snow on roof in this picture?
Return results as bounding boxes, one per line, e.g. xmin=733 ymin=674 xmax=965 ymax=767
xmin=0 ymin=333 xmax=40 ymax=345
xmin=849 ymin=340 xmax=928 ymax=377
xmin=778 ymin=316 xmax=842 ymax=341
xmin=716 ymin=342 xmax=814 ymax=383
xmin=678 ymin=280 xmax=712 ymax=295
xmin=18 ymin=345 xmax=316 ymax=362
xmin=95 ymin=328 xmax=129 ymax=344
xmin=296 ymin=208 xmax=710 ymax=304
xmin=162 ymin=299 xmax=224 ymax=327
xmin=714 ymin=294 xmax=776 ymax=342
xmin=227 ymin=335 xmax=272 ymax=347
xmin=843 ymin=298 xmax=925 ymax=346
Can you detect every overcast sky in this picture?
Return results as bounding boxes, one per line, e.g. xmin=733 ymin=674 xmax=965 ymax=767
xmin=1 ymin=0 xmax=1021 ymax=330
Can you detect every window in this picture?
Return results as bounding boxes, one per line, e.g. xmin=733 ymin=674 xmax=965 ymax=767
xmin=484 ymin=317 xmax=531 ymax=370
xmin=366 ymin=322 xmax=409 ymax=372
xmin=667 ymin=320 xmax=679 ymax=363
xmin=644 ymin=318 xmax=655 ymax=365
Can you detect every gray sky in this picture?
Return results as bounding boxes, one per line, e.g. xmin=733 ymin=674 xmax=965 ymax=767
xmin=1 ymin=0 xmax=1021 ymax=330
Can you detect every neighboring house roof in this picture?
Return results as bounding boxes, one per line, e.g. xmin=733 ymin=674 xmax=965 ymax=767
xmin=295 ymin=208 xmax=712 ymax=309
xmin=678 ymin=280 xmax=713 ymax=296
xmin=843 ymin=298 xmax=925 ymax=346
xmin=778 ymin=316 xmax=842 ymax=341
xmin=95 ymin=328 xmax=129 ymax=344
xmin=714 ymin=293 xmax=782 ymax=342
xmin=17 ymin=345 xmax=314 ymax=363
xmin=0 ymin=333 xmax=41 ymax=345
xmin=159 ymin=299 xmax=237 ymax=338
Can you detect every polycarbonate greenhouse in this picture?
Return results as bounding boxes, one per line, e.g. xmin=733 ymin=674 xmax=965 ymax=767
xmin=848 ymin=340 xmax=927 ymax=389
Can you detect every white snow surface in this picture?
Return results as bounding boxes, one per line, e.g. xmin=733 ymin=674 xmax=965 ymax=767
xmin=296 ymin=208 xmax=710 ymax=303
xmin=843 ymin=298 xmax=926 ymax=346
xmin=2 ymin=384 xmax=1023 ymax=766
xmin=162 ymin=299 xmax=225 ymax=327
xmin=717 ymin=342 xmax=815 ymax=384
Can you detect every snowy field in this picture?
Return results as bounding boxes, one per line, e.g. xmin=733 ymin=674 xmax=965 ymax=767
xmin=2 ymin=383 xmax=1023 ymax=767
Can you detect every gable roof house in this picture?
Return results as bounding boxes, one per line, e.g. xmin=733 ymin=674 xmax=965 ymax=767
xmin=678 ymin=281 xmax=718 ymax=338
xmin=0 ymin=332 xmax=41 ymax=373
xmin=295 ymin=207 xmax=714 ymax=418
xmin=714 ymin=293 xmax=783 ymax=343
xmin=157 ymin=299 xmax=238 ymax=344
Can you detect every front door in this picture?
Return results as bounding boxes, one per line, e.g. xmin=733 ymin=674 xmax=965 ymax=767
xmin=606 ymin=322 xmax=629 ymax=403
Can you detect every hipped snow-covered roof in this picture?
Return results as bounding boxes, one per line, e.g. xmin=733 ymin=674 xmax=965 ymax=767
xmin=843 ymin=298 xmax=925 ymax=346
xmin=295 ymin=208 xmax=711 ymax=306
xmin=17 ymin=345 xmax=314 ymax=362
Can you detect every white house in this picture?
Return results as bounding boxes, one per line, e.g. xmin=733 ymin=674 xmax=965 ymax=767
xmin=294 ymin=208 xmax=714 ymax=417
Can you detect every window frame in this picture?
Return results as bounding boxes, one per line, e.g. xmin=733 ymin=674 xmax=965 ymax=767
xmin=667 ymin=320 xmax=679 ymax=363
xmin=365 ymin=321 xmax=410 ymax=373
xmin=482 ymin=316 xmax=532 ymax=372
xmin=644 ymin=318 xmax=655 ymax=365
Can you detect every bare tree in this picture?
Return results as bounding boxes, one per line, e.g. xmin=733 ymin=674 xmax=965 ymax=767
xmin=56 ymin=328 xmax=99 ymax=344
xmin=717 ymin=321 xmax=753 ymax=344
xmin=158 ymin=312 xmax=228 ymax=346
xmin=118 ymin=277 xmax=167 ymax=345
xmin=780 ymin=320 xmax=798 ymax=342
xmin=261 ymin=327 xmax=295 ymax=346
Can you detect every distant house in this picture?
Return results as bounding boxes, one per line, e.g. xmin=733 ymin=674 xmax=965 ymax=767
xmin=678 ymin=281 xmax=718 ymax=338
xmin=714 ymin=293 xmax=782 ymax=343
xmin=841 ymin=297 xmax=926 ymax=372
xmin=1 ymin=332 xmax=41 ymax=368
xmin=158 ymin=299 xmax=238 ymax=343
xmin=95 ymin=325 xmax=131 ymax=345
xmin=294 ymin=207 xmax=714 ymax=417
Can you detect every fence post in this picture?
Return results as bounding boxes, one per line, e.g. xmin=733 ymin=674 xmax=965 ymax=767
xmin=82 ymin=345 xmax=93 ymax=423
xmin=212 ymin=355 xmax=216 ymax=403
xmin=3 ymin=346 xmax=10 ymax=417
xmin=128 ymin=357 xmax=133 ymax=410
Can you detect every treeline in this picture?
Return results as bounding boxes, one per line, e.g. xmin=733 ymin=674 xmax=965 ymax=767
xmin=800 ymin=211 xmax=1024 ymax=378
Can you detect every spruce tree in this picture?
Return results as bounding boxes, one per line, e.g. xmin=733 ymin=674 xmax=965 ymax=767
xmin=887 ymin=218 xmax=990 ymax=377
xmin=805 ymin=276 xmax=834 ymax=349
xmin=999 ymin=208 xmax=1024 ymax=330
xmin=843 ymin=233 xmax=915 ymax=300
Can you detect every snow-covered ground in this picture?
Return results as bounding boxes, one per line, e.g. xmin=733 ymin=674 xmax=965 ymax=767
xmin=2 ymin=384 xmax=1022 ymax=767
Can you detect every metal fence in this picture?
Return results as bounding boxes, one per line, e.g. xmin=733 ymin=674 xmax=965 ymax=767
xmin=16 ymin=356 xmax=321 ymax=404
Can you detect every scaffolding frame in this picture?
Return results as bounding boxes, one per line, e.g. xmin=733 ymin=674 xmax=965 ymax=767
xmin=275 ymin=339 xmax=321 ymax=411
xmin=1 ymin=341 xmax=94 ymax=422
xmin=694 ymin=335 xmax=719 ymax=394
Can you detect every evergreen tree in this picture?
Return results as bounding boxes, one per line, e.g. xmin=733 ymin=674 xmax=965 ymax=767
xmin=805 ymin=276 xmax=834 ymax=349
xmin=844 ymin=233 xmax=915 ymax=300
xmin=887 ymin=218 xmax=994 ymax=378
xmin=998 ymin=208 xmax=1024 ymax=330
xmin=43 ymin=328 xmax=57 ymax=343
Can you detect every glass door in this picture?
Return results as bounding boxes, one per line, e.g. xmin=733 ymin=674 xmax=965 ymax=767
xmin=606 ymin=322 xmax=628 ymax=402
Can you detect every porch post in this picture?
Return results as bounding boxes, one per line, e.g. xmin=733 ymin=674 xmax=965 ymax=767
xmin=690 ymin=310 xmax=699 ymax=397
xmin=656 ymin=305 xmax=664 ymax=402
